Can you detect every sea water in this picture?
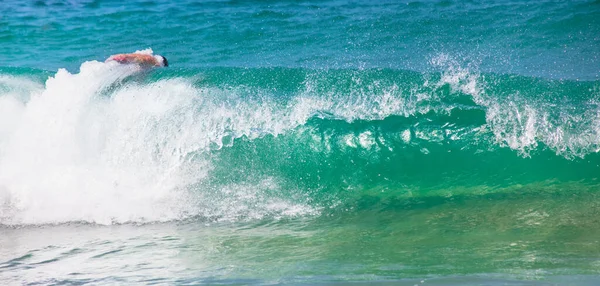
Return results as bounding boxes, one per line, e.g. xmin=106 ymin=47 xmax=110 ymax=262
xmin=1 ymin=0 xmax=599 ymax=284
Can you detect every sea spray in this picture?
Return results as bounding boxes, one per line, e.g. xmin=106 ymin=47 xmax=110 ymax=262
xmin=0 ymin=60 xmax=323 ymax=225
xmin=0 ymin=61 xmax=193 ymax=224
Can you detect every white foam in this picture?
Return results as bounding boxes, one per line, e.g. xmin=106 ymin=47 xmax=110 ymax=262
xmin=134 ymin=48 xmax=154 ymax=55
xmin=0 ymin=61 xmax=315 ymax=225
xmin=431 ymin=53 xmax=600 ymax=157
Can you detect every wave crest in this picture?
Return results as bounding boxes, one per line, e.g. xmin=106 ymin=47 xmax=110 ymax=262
xmin=0 ymin=57 xmax=598 ymax=225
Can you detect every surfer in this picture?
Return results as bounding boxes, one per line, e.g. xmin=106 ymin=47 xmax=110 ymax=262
xmin=105 ymin=53 xmax=168 ymax=67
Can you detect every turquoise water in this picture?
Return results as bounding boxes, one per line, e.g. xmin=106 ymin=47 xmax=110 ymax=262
xmin=1 ymin=0 xmax=600 ymax=284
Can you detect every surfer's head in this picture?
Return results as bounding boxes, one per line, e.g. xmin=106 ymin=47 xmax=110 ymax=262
xmin=154 ymin=55 xmax=168 ymax=67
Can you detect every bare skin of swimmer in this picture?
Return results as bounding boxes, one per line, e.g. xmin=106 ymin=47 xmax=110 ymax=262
xmin=105 ymin=53 xmax=163 ymax=67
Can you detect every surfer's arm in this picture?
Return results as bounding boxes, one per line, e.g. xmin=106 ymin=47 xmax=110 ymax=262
xmin=105 ymin=54 xmax=158 ymax=66
xmin=105 ymin=54 xmax=129 ymax=63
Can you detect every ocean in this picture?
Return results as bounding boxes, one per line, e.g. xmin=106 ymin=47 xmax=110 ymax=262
xmin=1 ymin=0 xmax=599 ymax=284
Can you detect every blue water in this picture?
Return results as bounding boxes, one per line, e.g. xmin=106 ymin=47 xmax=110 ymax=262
xmin=1 ymin=0 xmax=600 ymax=284
xmin=2 ymin=0 xmax=599 ymax=79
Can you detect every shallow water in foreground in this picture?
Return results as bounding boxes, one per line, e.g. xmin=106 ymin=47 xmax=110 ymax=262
xmin=3 ymin=184 xmax=600 ymax=284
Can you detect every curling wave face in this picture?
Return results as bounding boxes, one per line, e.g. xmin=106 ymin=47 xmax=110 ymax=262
xmin=0 ymin=56 xmax=599 ymax=225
